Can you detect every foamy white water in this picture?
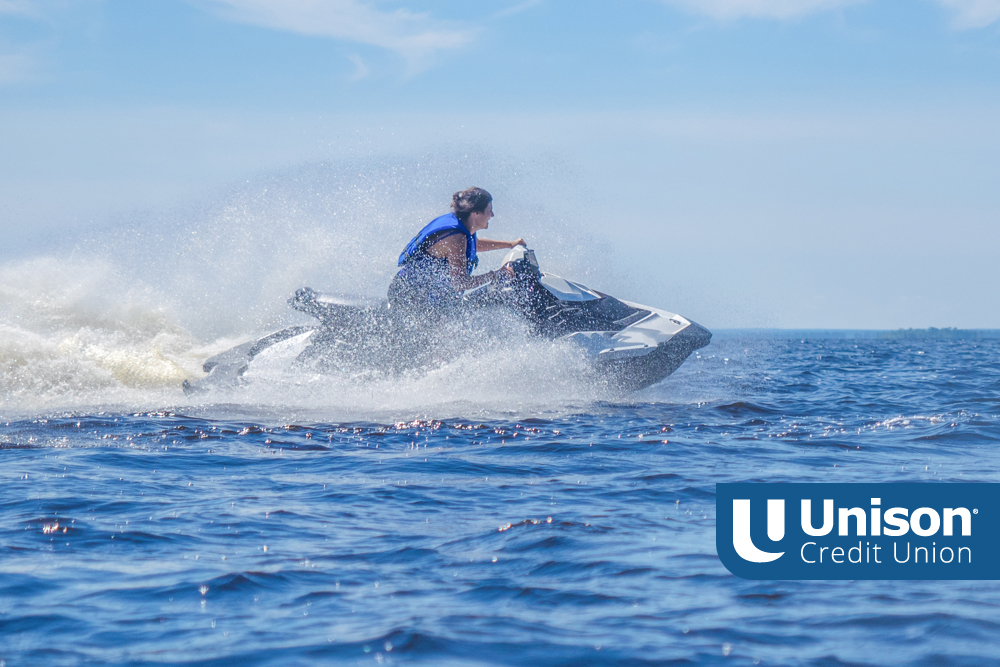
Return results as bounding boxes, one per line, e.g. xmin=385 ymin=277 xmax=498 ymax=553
xmin=1 ymin=155 xmax=628 ymax=421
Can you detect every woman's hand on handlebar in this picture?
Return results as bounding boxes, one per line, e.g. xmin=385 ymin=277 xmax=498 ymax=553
xmin=491 ymin=264 xmax=516 ymax=284
xmin=509 ymin=238 xmax=526 ymax=249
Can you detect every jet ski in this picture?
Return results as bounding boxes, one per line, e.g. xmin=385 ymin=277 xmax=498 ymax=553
xmin=182 ymin=246 xmax=711 ymax=395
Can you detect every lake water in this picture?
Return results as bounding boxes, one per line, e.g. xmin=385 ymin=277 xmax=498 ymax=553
xmin=3 ymin=334 xmax=999 ymax=666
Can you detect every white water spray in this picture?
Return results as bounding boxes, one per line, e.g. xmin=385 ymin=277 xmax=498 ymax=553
xmin=1 ymin=153 xmax=623 ymax=420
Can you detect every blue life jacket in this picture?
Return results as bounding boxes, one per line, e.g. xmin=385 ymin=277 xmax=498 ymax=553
xmin=397 ymin=213 xmax=478 ymax=275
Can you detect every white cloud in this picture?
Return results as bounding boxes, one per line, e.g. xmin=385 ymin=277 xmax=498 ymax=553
xmin=348 ymin=53 xmax=369 ymax=80
xmin=0 ymin=0 xmax=38 ymax=16
xmin=0 ymin=2 xmax=44 ymax=85
xmin=933 ymin=0 xmax=1000 ymax=28
xmin=491 ymin=0 xmax=543 ymax=19
xmin=660 ymin=0 xmax=862 ymax=20
xmin=661 ymin=0 xmax=1000 ymax=27
xmin=201 ymin=0 xmax=475 ymax=72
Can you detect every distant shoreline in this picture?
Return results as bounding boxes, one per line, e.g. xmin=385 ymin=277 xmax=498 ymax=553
xmin=714 ymin=328 xmax=1000 ymax=340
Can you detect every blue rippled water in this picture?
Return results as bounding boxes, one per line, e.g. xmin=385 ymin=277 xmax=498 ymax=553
xmin=3 ymin=335 xmax=1000 ymax=666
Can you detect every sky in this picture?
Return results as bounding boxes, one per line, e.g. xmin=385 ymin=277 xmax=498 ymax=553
xmin=2 ymin=0 xmax=999 ymax=329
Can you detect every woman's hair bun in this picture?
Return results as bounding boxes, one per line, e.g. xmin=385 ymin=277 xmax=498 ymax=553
xmin=451 ymin=187 xmax=492 ymax=222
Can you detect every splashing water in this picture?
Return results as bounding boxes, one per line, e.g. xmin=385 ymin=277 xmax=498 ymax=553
xmin=1 ymin=153 xmax=628 ymax=420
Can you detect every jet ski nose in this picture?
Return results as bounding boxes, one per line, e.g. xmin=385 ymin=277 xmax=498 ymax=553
xmin=684 ymin=322 xmax=712 ymax=346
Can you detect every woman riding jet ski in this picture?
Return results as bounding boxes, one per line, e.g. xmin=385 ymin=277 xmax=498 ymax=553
xmin=182 ymin=188 xmax=711 ymax=395
xmin=388 ymin=187 xmax=524 ymax=316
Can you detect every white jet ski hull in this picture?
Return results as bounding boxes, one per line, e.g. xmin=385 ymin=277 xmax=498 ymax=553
xmin=183 ymin=248 xmax=710 ymax=395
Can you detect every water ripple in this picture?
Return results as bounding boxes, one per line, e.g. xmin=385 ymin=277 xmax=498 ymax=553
xmin=2 ymin=337 xmax=1000 ymax=664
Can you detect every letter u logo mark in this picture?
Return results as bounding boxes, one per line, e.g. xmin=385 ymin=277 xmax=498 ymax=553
xmin=732 ymin=499 xmax=785 ymax=563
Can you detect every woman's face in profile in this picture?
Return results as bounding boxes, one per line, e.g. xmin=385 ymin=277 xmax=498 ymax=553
xmin=467 ymin=202 xmax=494 ymax=233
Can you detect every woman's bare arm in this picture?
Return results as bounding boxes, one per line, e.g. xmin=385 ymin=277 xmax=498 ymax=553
xmin=429 ymin=235 xmax=502 ymax=291
xmin=477 ymin=237 xmax=526 ymax=252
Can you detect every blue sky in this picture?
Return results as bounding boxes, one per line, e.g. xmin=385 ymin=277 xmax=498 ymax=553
xmin=3 ymin=0 xmax=999 ymax=328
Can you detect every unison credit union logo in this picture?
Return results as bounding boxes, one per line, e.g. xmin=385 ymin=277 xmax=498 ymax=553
xmin=717 ymin=484 xmax=999 ymax=580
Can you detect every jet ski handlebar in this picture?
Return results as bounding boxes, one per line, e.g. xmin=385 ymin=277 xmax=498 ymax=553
xmin=500 ymin=245 xmax=541 ymax=280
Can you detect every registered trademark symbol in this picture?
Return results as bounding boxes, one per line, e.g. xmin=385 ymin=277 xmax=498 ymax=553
xmin=974 ymin=509 xmax=979 ymax=514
